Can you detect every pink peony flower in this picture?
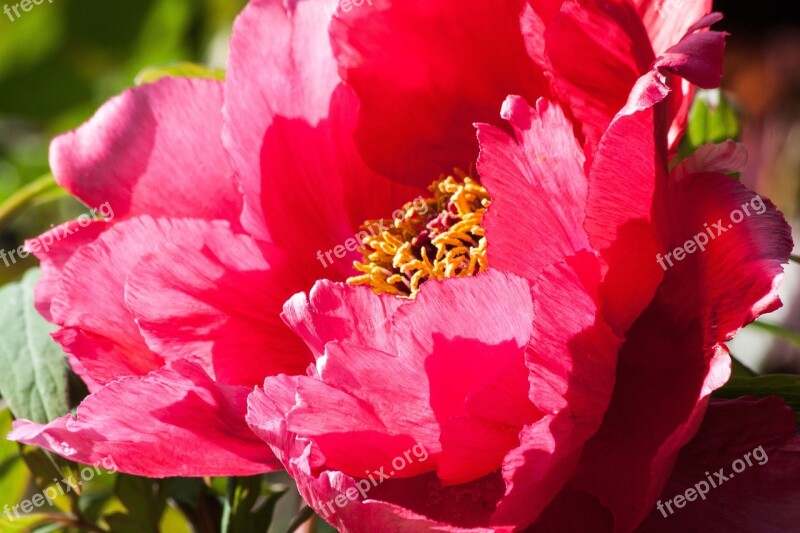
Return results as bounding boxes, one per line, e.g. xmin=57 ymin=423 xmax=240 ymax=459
xmin=8 ymin=0 xmax=710 ymax=477
xmin=242 ymin=1 xmax=796 ymax=531
xmin=9 ymin=8 xmax=795 ymax=533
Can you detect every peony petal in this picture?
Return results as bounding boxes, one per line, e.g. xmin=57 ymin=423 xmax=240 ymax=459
xmin=224 ymin=0 xmax=338 ymax=241
xmin=25 ymin=220 xmax=108 ymax=322
xmin=542 ymin=0 xmax=655 ymax=152
xmin=568 ymin=314 xmax=731 ymax=532
xmin=655 ymin=22 xmax=726 ymax=89
xmin=658 ymin=173 xmax=792 ymax=343
xmin=282 ymin=280 xmax=404 ymax=359
xmin=492 ymin=251 xmax=621 ymax=526
xmin=631 ymin=0 xmax=713 ymax=57
xmin=583 ymin=71 xmax=669 ymax=333
xmin=125 ymin=227 xmax=311 ymax=387
xmin=9 ymin=360 xmax=280 ymax=477
xmin=639 ymin=397 xmax=800 ymax=532
xmin=254 ymin=86 xmax=422 ymax=279
xmin=226 ymin=0 xmax=422 ymax=258
xmin=50 ymin=216 xmax=229 ymax=385
xmin=672 ymin=140 xmax=748 ymax=182
xmin=331 ymin=0 xmax=549 ymax=184
xmin=568 ymin=174 xmax=790 ymax=531
xmin=476 ymin=97 xmax=590 ymax=283
xmin=50 ymin=78 xmax=241 ymax=224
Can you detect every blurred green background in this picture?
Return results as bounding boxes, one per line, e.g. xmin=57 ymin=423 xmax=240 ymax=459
xmin=0 ymin=0 xmax=247 ymax=287
xmin=0 ymin=0 xmax=798 ymax=531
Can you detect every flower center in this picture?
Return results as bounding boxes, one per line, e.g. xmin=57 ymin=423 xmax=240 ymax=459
xmin=347 ymin=173 xmax=490 ymax=298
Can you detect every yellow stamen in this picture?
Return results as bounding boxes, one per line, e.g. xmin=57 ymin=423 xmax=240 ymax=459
xmin=347 ymin=173 xmax=490 ymax=298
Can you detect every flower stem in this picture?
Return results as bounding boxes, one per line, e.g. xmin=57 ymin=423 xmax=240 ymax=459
xmin=0 ymin=174 xmax=61 ymax=228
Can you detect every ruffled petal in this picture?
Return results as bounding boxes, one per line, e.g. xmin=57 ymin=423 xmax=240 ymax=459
xmin=49 ymin=216 xmax=229 ymax=385
xmin=658 ymin=172 xmax=792 ymax=342
xmin=25 ymin=220 xmax=108 ymax=322
xmin=282 ymin=280 xmax=404 ymax=359
xmin=331 ymin=0 xmax=549 ymax=184
xmin=476 ymin=97 xmax=590 ymax=282
xmin=640 ymin=397 xmax=800 ymax=532
xmin=282 ymin=271 xmax=537 ymax=487
xmin=247 ymin=379 xmax=499 ymax=532
xmin=542 ymin=0 xmax=655 ymax=152
xmin=50 ymin=78 xmax=241 ymax=224
xmin=583 ymin=71 xmax=669 ymax=333
xmin=564 ymin=173 xmax=791 ymax=531
xmin=671 ymin=139 xmax=748 ymax=181
xmin=631 ymin=0 xmax=713 ymax=56
xmin=224 ymin=0 xmax=338 ymax=241
xmin=125 ymin=226 xmax=311 ymax=387
xmin=9 ymin=361 xmax=279 ymax=477
xmin=492 ymin=251 xmax=621 ymax=526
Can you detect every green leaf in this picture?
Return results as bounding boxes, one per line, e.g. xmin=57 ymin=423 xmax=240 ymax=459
xmin=0 ymin=407 xmax=31 ymax=508
xmin=678 ymin=89 xmax=741 ymax=161
xmin=0 ymin=514 xmax=53 ymax=533
xmin=19 ymin=446 xmax=76 ymax=512
xmin=0 ymin=268 xmax=69 ymax=423
xmin=104 ymin=475 xmax=168 ymax=533
xmin=730 ymin=355 xmax=756 ymax=378
xmin=750 ymin=321 xmax=800 ymax=351
xmin=222 ymin=476 xmax=266 ymax=533
xmin=713 ymin=374 xmax=800 ymax=422
xmin=134 ymin=62 xmax=225 ymax=85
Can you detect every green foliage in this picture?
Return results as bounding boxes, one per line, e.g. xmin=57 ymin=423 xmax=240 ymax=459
xmin=0 ymin=268 xmax=69 ymax=423
xmin=678 ymin=89 xmax=741 ymax=161
xmin=714 ymin=373 xmax=800 ymax=422
xmin=0 ymin=408 xmax=30 ymax=509
xmin=135 ymin=62 xmax=225 ymax=85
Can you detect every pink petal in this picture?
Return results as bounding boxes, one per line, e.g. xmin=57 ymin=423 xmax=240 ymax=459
xmin=567 ymin=174 xmax=791 ymax=531
xmin=330 ymin=0 xmax=549 ymax=184
xmin=282 ymin=280 xmax=404 ymax=359
xmin=493 ymin=251 xmax=621 ymax=526
xmin=583 ymin=71 xmax=669 ymax=332
xmin=125 ymin=227 xmax=311 ymax=387
xmin=9 ymin=361 xmax=279 ymax=477
xmin=25 ymin=220 xmax=108 ymax=322
xmin=567 ymin=317 xmax=731 ymax=532
xmin=672 ymin=139 xmax=748 ymax=182
xmin=542 ymin=0 xmax=655 ymax=152
xmin=476 ymin=97 xmax=590 ymax=282
xmin=50 ymin=78 xmax=241 ymax=224
xmin=654 ymin=18 xmax=726 ymax=89
xmin=248 ymin=382 xmax=499 ymax=532
xmin=225 ymin=0 xmax=422 ymax=258
xmin=658 ymin=173 xmax=792 ymax=343
xmin=223 ymin=0 xmax=338 ymax=241
xmin=254 ymin=86 xmax=422 ymax=279
xmin=283 ymin=271 xmax=538 ymax=486
xmin=50 ymin=216 xmax=229 ymax=385
xmin=640 ymin=397 xmax=800 ymax=531
xmin=254 ymin=259 xmax=620 ymax=530
xmin=631 ymin=0 xmax=713 ymax=56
